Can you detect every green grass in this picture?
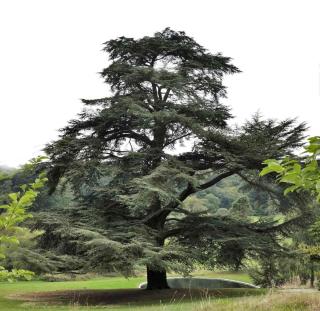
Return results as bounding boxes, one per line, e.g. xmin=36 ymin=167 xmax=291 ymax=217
xmin=190 ymin=271 xmax=252 ymax=283
xmin=0 ymin=272 xmax=261 ymax=311
xmin=0 ymin=276 xmax=142 ymax=311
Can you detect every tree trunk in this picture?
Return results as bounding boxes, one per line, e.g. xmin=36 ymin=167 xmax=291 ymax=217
xmin=310 ymin=259 xmax=315 ymax=288
xmin=146 ymin=266 xmax=170 ymax=290
xmin=144 ymin=193 xmax=169 ymax=290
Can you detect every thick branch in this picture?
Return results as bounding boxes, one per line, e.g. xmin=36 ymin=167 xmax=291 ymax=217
xmin=157 ymin=86 xmax=163 ymax=101
xmin=143 ymin=206 xmax=196 ymax=225
xmin=164 ymin=132 xmax=192 ymax=147
xmin=151 ymin=83 xmax=159 ymax=104
xmin=236 ymin=171 xmax=282 ymax=196
xmin=145 ymin=170 xmax=238 ymax=227
xmin=163 ymin=88 xmax=171 ymax=102
xmin=248 ymin=213 xmax=310 ymax=234
xmin=198 ymin=170 xmax=238 ymax=192
xmin=161 ymin=228 xmax=184 ymax=240
xmin=179 ymin=170 xmax=238 ymax=203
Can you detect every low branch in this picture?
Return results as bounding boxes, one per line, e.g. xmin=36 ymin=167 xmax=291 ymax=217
xmin=143 ymin=206 xmax=196 ymax=224
xmin=236 ymin=171 xmax=282 ymax=196
xmin=161 ymin=228 xmax=184 ymax=239
xmin=249 ymin=213 xmax=311 ymax=234
xmin=165 ymin=218 xmax=182 ymax=222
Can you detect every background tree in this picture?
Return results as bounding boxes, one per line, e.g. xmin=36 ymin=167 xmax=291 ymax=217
xmin=260 ymin=136 xmax=320 ymax=287
xmin=0 ymin=158 xmax=47 ymax=281
xmin=230 ymin=196 xmax=252 ymax=219
xmin=44 ymin=28 xmax=308 ymax=289
xmin=0 ymin=163 xmax=79 ymax=276
xmin=293 ymin=218 xmax=320 ymax=288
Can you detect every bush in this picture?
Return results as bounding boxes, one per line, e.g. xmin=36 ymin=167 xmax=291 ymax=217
xmin=248 ymin=256 xmax=292 ymax=287
xmin=39 ymin=272 xmax=95 ymax=282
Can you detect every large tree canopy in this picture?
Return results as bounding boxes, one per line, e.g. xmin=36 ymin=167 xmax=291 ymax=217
xmin=44 ymin=28 xmax=308 ymax=289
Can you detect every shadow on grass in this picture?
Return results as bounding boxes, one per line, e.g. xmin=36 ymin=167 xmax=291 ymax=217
xmin=14 ymin=288 xmax=266 ymax=306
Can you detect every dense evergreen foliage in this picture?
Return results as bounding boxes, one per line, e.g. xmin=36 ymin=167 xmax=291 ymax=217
xmin=23 ymin=29 xmax=310 ymax=289
xmin=42 ymin=28 xmax=309 ymax=289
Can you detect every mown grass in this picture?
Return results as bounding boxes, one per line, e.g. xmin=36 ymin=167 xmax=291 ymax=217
xmin=2 ymin=272 xmax=316 ymax=311
xmin=190 ymin=270 xmax=252 ymax=283
xmin=10 ymin=271 xmax=320 ymax=311
xmin=0 ymin=272 xmax=256 ymax=310
xmin=0 ymin=276 xmax=142 ymax=311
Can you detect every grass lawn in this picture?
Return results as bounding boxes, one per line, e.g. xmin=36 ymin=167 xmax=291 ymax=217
xmin=2 ymin=272 xmax=317 ymax=311
xmin=190 ymin=270 xmax=252 ymax=283
xmin=0 ymin=272 xmax=262 ymax=310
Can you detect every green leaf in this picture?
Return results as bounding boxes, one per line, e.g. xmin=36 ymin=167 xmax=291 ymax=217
xmin=316 ymin=180 xmax=320 ymax=191
xmin=284 ymin=185 xmax=300 ymax=195
xmin=260 ymin=163 xmax=285 ymax=176
xmin=280 ymin=174 xmax=301 ymax=185
xmin=8 ymin=193 xmax=18 ymax=202
xmin=20 ymin=184 xmax=27 ymax=192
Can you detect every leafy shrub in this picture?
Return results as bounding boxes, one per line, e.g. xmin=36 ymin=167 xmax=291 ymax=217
xmin=39 ymin=273 xmax=94 ymax=282
xmin=248 ymin=256 xmax=292 ymax=287
xmin=0 ymin=157 xmax=47 ymax=281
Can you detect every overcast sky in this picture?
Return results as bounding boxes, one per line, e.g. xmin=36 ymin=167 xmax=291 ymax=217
xmin=0 ymin=0 xmax=319 ymax=167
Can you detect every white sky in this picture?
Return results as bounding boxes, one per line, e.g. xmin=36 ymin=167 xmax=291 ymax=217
xmin=0 ymin=0 xmax=319 ymax=167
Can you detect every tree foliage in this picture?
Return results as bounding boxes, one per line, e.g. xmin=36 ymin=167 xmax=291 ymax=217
xmin=260 ymin=136 xmax=320 ymax=201
xmin=0 ymin=158 xmax=47 ymax=281
xmin=260 ymin=136 xmax=320 ymax=286
xmin=230 ymin=196 xmax=252 ymax=219
xmin=43 ymin=28 xmax=309 ymax=288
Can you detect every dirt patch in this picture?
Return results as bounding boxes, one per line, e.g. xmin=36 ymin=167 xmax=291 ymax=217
xmin=14 ymin=288 xmax=262 ymax=306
